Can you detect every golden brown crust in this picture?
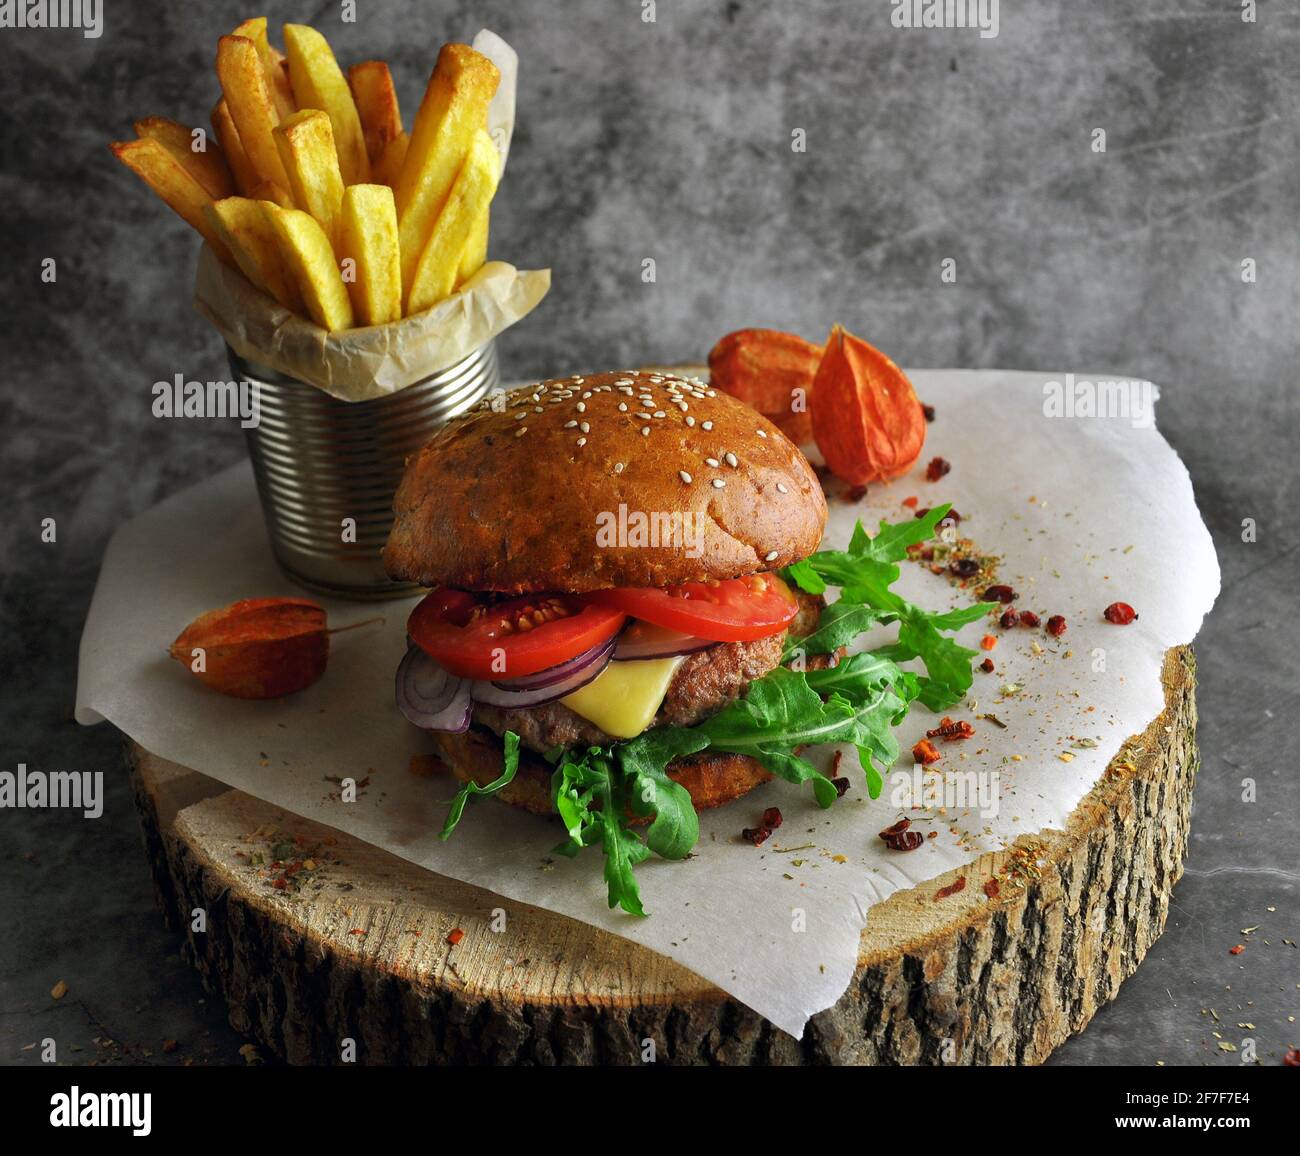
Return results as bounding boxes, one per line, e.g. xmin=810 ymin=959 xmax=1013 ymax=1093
xmin=383 ymin=370 xmax=828 ymax=592
xmin=428 ymin=727 xmax=773 ymax=816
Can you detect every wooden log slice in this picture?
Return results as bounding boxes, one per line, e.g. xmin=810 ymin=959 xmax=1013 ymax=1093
xmin=127 ymin=647 xmax=1197 ymax=1065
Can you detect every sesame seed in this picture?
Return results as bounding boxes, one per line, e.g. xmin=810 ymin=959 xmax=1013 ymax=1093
xmin=640 ymin=426 xmax=650 ymax=436
xmin=776 ymin=482 xmax=788 ymax=493
xmin=725 ymin=452 xmax=738 ymax=468
xmin=765 ymin=550 xmax=779 ymax=562
xmin=757 ymin=429 xmax=768 ymax=438
xmin=679 ymin=470 xmax=693 ymax=484
xmin=653 ymin=411 xmax=666 ymax=419
xmin=572 ymin=376 xmax=585 ymax=383
xmin=576 ymin=437 xmax=587 ymax=447
xmin=676 ymin=400 xmax=689 ymax=411
xmin=636 ymin=412 xmax=651 ymax=420
xmin=515 ymin=412 xmax=527 ymax=420
xmin=534 ymin=406 xmax=543 ymax=413
xmin=618 ymin=402 xmax=628 ymax=412
xmin=712 ymin=478 xmax=725 ymax=489
xmin=702 ymin=421 xmax=713 ymax=431
xmin=564 ymin=420 xmax=578 ymax=428
xmin=705 ymin=457 xmax=719 ymax=467
xmin=615 ymin=462 xmax=625 ymax=473
xmin=580 ymin=421 xmax=590 ymax=433
xmin=582 ymin=391 xmax=592 ymax=399
xmin=515 ymin=427 xmax=527 ymax=437
xmin=576 ymin=402 xmax=586 ymax=413
xmin=686 ymin=416 xmax=696 ymax=427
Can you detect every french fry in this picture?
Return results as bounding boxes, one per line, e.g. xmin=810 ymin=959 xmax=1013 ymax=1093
xmin=250 ymin=179 xmax=295 ymax=209
xmin=394 ymin=44 xmax=499 ymax=297
xmin=203 ymin=196 xmax=303 ymax=312
xmin=347 ymin=60 xmax=402 ymax=165
xmin=133 ymin=116 xmax=233 ymax=199
xmin=110 ymin=137 xmax=232 ymax=263
xmin=372 ymin=131 xmax=408 ymax=187
xmin=210 ymin=98 xmax=259 ymax=195
xmin=216 ymin=35 xmax=290 ymax=189
xmin=283 ymin=24 xmax=369 ymax=185
xmin=232 ymin=16 xmax=295 ymax=120
xmin=273 ymin=109 xmax=345 ymax=248
xmin=338 ymin=184 xmax=401 ymax=326
xmin=406 ymin=130 xmax=499 ymax=315
xmin=456 ymin=208 xmax=488 ymax=287
xmin=261 ymin=202 xmax=354 ymax=331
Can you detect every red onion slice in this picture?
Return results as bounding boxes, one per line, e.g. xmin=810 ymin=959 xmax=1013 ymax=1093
xmin=472 ymin=639 xmax=615 ymax=709
xmin=614 ymin=621 xmax=715 ymax=661
xmin=490 ymin=635 xmax=617 ymax=692
xmin=396 ymin=645 xmax=472 ymax=732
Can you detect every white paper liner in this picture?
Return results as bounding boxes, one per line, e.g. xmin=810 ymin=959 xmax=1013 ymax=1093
xmin=75 ymin=370 xmax=1219 ymax=1038
xmin=191 ymin=28 xmax=549 ymax=402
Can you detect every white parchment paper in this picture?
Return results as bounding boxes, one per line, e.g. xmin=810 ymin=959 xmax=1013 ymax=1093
xmin=76 ymin=370 xmax=1219 ymax=1038
xmin=192 ymin=29 xmax=550 ymax=402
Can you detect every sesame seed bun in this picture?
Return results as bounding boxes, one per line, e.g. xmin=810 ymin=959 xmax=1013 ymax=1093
xmin=383 ymin=369 xmax=828 ymax=593
xmin=427 ymin=726 xmax=774 ymax=816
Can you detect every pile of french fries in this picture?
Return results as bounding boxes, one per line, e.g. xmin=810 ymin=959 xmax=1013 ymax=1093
xmin=111 ymin=18 xmax=502 ymax=331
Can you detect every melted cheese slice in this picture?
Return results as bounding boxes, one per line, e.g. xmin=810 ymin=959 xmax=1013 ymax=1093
xmin=560 ymin=656 xmax=685 ymax=739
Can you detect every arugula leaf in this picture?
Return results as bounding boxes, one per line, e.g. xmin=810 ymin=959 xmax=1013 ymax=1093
xmin=795 ymin=505 xmax=985 ymax=709
xmin=620 ymin=726 xmax=708 ymax=860
xmin=783 ymin=599 xmax=883 ymax=659
xmin=439 ymin=731 xmax=521 ymax=840
xmin=782 ymin=557 xmax=826 ymax=595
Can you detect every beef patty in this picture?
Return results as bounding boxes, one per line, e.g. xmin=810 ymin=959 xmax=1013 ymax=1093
xmin=474 ymin=592 xmax=823 ymax=753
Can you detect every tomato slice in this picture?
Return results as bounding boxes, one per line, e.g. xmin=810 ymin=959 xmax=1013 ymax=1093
xmin=408 ymin=589 xmax=626 ymax=680
xmin=583 ymin=573 xmax=799 ymax=642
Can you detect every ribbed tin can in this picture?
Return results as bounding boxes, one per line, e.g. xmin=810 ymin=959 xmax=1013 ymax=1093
xmin=232 ymin=341 xmax=498 ymax=599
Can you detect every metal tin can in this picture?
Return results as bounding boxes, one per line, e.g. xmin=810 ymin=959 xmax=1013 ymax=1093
xmin=232 ymin=341 xmax=498 ymax=599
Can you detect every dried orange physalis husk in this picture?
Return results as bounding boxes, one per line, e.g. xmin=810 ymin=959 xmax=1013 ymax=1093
xmin=169 ymin=597 xmax=328 ymax=699
xmin=707 ymin=328 xmax=821 ymax=445
xmin=810 ymin=324 xmax=926 ymax=485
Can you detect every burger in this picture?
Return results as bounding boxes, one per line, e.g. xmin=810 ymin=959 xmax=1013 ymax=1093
xmin=383 ymin=368 xmax=979 ymax=914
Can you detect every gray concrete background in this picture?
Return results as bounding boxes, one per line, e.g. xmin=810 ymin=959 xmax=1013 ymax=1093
xmin=0 ymin=1 xmax=1296 ymax=1066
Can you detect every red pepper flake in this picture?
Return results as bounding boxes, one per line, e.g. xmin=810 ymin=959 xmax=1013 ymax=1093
xmin=1103 ymin=601 xmax=1138 ymax=625
xmin=879 ymin=819 xmax=924 ymax=852
xmin=761 ymin=807 xmax=784 ymax=829
xmin=982 ymin=878 xmax=1001 ymax=899
xmin=926 ymin=717 xmax=975 ymax=742
xmin=832 ymin=777 xmax=851 ymax=797
xmin=934 ymin=875 xmax=967 ymax=901
xmin=348 ymin=928 xmax=366 ymax=936
xmin=925 ymin=456 xmax=951 ymax=481
xmin=980 ymin=634 xmax=997 ymax=651
xmin=271 ymin=877 xmax=287 ymax=890
xmin=742 ymin=826 xmax=772 ymax=846
xmin=921 ymin=403 xmax=936 ymax=422
xmin=1229 ymin=943 xmax=1245 ymax=955
xmin=980 ymin=657 xmax=996 ymax=673
xmin=901 ymin=495 xmax=919 ymax=509
xmin=981 ymin=584 xmax=1017 ymax=603
xmin=950 ymin=557 xmax=980 ymax=578
xmin=1283 ymin=1048 xmax=1300 ymax=1067
xmin=912 ymin=738 xmax=942 ymax=765
xmin=447 ymin=928 xmax=465 ymax=946
xmin=1018 ymin=610 xmax=1041 ymax=628
xmin=1046 ymin=614 xmax=1067 ymax=637
xmin=999 ymin=609 xmax=1020 ymax=629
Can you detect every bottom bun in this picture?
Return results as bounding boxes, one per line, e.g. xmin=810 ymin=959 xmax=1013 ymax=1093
xmin=429 ymin=727 xmax=773 ymax=816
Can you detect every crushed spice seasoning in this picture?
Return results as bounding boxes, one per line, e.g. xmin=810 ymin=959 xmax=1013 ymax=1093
xmin=1103 ymin=601 xmax=1138 ymax=624
xmin=879 ymin=819 xmax=924 ymax=852
xmin=743 ymin=826 xmax=772 ymax=846
xmin=934 ymin=876 xmax=967 ymax=901
xmin=925 ymin=456 xmax=951 ymax=481
xmin=1046 ymin=614 xmax=1067 ymax=637
xmin=912 ymin=738 xmax=942 ymax=765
